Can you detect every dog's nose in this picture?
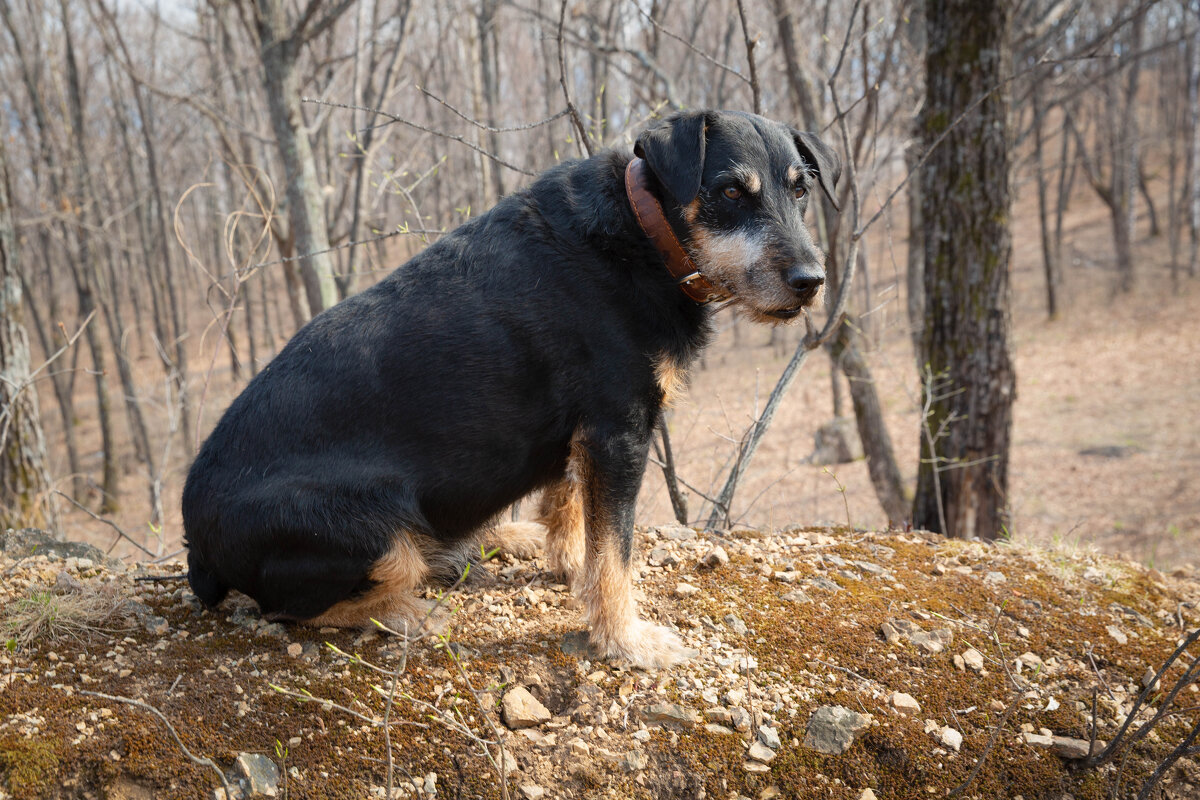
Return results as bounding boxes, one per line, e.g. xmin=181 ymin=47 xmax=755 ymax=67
xmin=784 ymin=265 xmax=825 ymax=295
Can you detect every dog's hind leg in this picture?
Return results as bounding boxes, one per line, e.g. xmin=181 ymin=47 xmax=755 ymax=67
xmin=487 ymin=519 xmax=547 ymax=561
xmin=536 ymin=441 xmax=589 ymax=588
xmin=575 ymin=431 xmax=691 ymax=669
xmin=305 ymin=533 xmax=445 ymax=637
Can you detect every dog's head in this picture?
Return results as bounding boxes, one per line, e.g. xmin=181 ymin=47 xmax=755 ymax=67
xmin=635 ymin=110 xmax=840 ymax=323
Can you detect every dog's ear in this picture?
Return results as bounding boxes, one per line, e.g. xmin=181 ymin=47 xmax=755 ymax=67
xmin=634 ymin=111 xmax=709 ymax=205
xmin=791 ymin=130 xmax=842 ymax=211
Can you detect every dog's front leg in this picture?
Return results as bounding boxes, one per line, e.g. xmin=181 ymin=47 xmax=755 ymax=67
xmin=576 ymin=429 xmax=690 ymax=669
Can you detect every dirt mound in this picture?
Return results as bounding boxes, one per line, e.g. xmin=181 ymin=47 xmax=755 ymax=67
xmin=2 ymin=526 xmax=1198 ymax=799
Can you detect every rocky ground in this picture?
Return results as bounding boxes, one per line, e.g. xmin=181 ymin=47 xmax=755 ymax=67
xmin=2 ymin=525 xmax=1199 ymax=800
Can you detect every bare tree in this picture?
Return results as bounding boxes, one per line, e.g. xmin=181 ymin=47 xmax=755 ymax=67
xmin=913 ymin=0 xmax=1016 ymax=540
xmin=0 ymin=134 xmax=57 ymax=531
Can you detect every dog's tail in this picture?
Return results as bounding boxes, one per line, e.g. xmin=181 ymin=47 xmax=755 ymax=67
xmin=187 ymin=550 xmax=230 ymax=608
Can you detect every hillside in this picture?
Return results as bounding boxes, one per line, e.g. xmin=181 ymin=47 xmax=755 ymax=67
xmin=2 ymin=525 xmax=1197 ymax=799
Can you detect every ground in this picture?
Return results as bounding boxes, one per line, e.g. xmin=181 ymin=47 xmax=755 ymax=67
xmin=2 ymin=525 xmax=1198 ymax=799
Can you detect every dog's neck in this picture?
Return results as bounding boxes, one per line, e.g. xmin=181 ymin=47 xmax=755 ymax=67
xmin=624 ymin=157 xmax=729 ymax=305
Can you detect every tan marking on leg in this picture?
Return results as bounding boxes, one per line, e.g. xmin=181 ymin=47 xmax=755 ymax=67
xmin=579 ymin=531 xmax=689 ymax=669
xmin=306 ymin=533 xmax=434 ymax=635
xmin=537 ymin=436 xmax=587 ymax=587
xmin=653 ymin=353 xmax=688 ymax=408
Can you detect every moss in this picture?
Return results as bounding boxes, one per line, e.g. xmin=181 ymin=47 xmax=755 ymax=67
xmin=0 ymin=736 xmax=60 ymax=800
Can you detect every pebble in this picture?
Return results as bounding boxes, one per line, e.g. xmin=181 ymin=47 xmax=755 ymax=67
xmin=518 ymin=785 xmax=545 ymax=800
xmin=723 ymin=614 xmax=749 ymax=636
xmin=757 ymin=725 xmax=781 ymax=749
xmin=1106 ymin=625 xmax=1128 ymax=645
xmin=674 ymin=583 xmax=701 ymax=598
xmin=701 ymin=546 xmax=730 ymax=568
xmin=730 ymin=706 xmax=753 ymax=732
xmin=962 ymin=647 xmax=985 ymax=671
xmin=747 ymin=741 xmax=776 ymax=763
xmin=802 ymin=705 xmax=872 ymax=755
xmin=233 ymin=753 xmax=280 ymax=798
xmin=888 ymin=691 xmax=921 ymax=716
xmin=642 ymin=703 xmax=698 ymax=728
xmin=781 ymin=589 xmax=813 ymax=604
xmin=939 ymin=726 xmax=963 ymax=751
xmin=501 ymin=687 xmax=551 ymax=729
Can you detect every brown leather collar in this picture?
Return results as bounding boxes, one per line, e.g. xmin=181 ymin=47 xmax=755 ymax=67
xmin=624 ymin=157 xmax=728 ymax=305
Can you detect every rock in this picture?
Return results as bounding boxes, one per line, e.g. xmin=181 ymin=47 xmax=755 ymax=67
xmin=910 ymin=628 xmax=953 ymax=654
xmin=802 ymin=705 xmax=873 ymax=756
xmin=807 ymin=576 xmax=841 ymax=593
xmin=1022 ymin=732 xmax=1104 ymax=759
xmin=781 ymin=589 xmax=813 ymax=604
xmin=1017 ymin=651 xmax=1045 ymax=673
xmin=621 ymin=750 xmax=649 ymax=772
xmin=888 ymin=692 xmax=921 ymax=716
xmin=723 ymin=614 xmax=749 ymax=636
xmin=53 ymin=570 xmax=84 ymax=594
xmin=1106 ymin=625 xmax=1128 ymax=645
xmin=809 ymin=416 xmax=863 ymax=465
xmin=560 ymin=630 xmax=592 ymax=658
xmin=705 ymin=723 xmax=736 ymax=735
xmin=730 ymin=706 xmax=753 ymax=732
xmin=743 ymin=761 xmax=771 ymax=773
xmin=125 ymin=600 xmax=170 ymax=636
xmin=939 ymin=726 xmax=963 ymax=752
xmin=518 ymin=785 xmax=546 ymax=800
xmin=881 ymin=622 xmax=903 ymax=645
xmin=725 ymin=688 xmax=747 ymax=706
xmin=286 ymin=643 xmax=303 ymax=657
xmin=701 ymin=546 xmax=730 ymax=568
xmin=642 ymin=703 xmax=698 ymax=728
xmin=860 ymin=790 xmax=878 ymax=800
xmin=655 ymin=525 xmax=697 ymax=542
xmin=1142 ymin=666 xmax=1159 ymax=690
xmin=757 ymin=725 xmax=781 ymax=750
xmin=233 ymin=753 xmax=280 ymax=798
xmin=648 ymin=548 xmax=678 ymax=567
xmin=568 ymin=737 xmax=590 ymax=755
xmin=983 ymin=571 xmax=1007 ymax=585
xmin=747 ymin=741 xmax=777 ymax=763
xmin=502 ymin=687 xmax=551 ymax=729
xmin=423 ymin=772 xmax=438 ymax=797
xmin=962 ymin=648 xmax=985 ymax=671
xmin=0 ymin=528 xmax=121 ymax=567
xmin=674 ymin=583 xmax=701 ymax=598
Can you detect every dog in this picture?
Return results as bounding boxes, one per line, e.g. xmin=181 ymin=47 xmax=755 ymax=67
xmin=182 ymin=110 xmax=839 ymax=669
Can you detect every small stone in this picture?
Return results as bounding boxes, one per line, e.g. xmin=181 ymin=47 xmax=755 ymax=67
xmin=423 ymin=772 xmax=438 ymax=798
xmin=655 ymin=525 xmax=697 ymax=541
xmin=743 ymin=761 xmax=771 ymax=773
xmin=881 ymin=622 xmax=902 ymax=645
xmin=701 ymin=546 xmax=730 ymax=568
xmin=730 ymin=706 xmax=753 ymax=733
xmin=723 ymin=614 xmax=749 ymax=636
xmin=621 ymin=750 xmax=649 ymax=772
xmin=1142 ymin=666 xmax=1158 ymax=690
xmin=502 ymin=687 xmax=551 ymax=729
xmin=1017 ymin=652 xmax=1045 ymax=673
xmin=286 ymin=643 xmax=303 ymax=657
xmin=1051 ymin=736 xmax=1102 ymax=759
xmin=807 ymin=576 xmax=841 ymax=592
xmin=962 ymin=648 xmax=985 ymax=671
xmin=860 ymin=791 xmax=879 ymax=800
xmin=773 ymin=571 xmax=802 ymax=584
xmin=757 ymin=725 xmax=781 ymax=750
xmin=910 ymin=628 xmax=953 ymax=654
xmin=642 ymin=703 xmax=698 ymax=728
xmin=518 ymin=785 xmax=545 ymax=800
xmin=725 ymin=688 xmax=747 ymax=706
xmin=889 ymin=692 xmax=921 ymax=716
xmin=674 ymin=583 xmax=701 ymax=598
xmin=631 ymin=729 xmax=651 ymax=742
xmin=781 ymin=589 xmax=813 ymax=604
xmin=568 ymin=737 xmax=590 ymax=755
xmin=747 ymin=741 xmax=776 ymax=763
xmin=802 ymin=705 xmax=873 ymax=756
xmin=233 ymin=753 xmax=280 ymax=798
xmin=983 ymin=571 xmax=1007 ymax=585
xmin=560 ymin=630 xmax=592 ymax=658
xmin=953 ymin=654 xmax=966 ymax=671
xmin=1106 ymin=625 xmax=1128 ymax=645
xmin=705 ymin=723 xmax=736 ymax=735
xmin=939 ymin=726 xmax=963 ymax=752
xmin=760 ymin=788 xmax=782 ymax=800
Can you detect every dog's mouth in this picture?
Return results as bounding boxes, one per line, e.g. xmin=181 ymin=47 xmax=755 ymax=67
xmin=763 ymin=305 xmax=807 ymax=321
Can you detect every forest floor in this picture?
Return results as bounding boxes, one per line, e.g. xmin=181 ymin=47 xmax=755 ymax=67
xmin=2 ymin=524 xmax=1198 ymax=799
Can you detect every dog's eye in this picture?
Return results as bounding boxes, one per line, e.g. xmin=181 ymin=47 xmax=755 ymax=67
xmin=722 ymin=186 xmax=742 ymax=201
xmin=793 ymin=185 xmax=807 ymax=199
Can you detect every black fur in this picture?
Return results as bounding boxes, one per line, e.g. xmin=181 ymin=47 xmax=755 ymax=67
xmin=182 ymin=110 xmax=837 ymax=627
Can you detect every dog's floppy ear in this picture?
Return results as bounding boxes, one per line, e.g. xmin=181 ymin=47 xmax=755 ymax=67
xmin=634 ymin=111 xmax=709 ymax=205
xmin=791 ymin=129 xmax=842 ymax=211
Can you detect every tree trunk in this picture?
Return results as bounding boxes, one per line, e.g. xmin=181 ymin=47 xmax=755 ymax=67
xmin=1189 ymin=4 xmax=1200 ymax=277
xmin=1032 ymin=71 xmax=1060 ymax=318
xmin=255 ymin=0 xmax=340 ymax=318
xmin=914 ymin=0 xmax=1015 ymax=541
xmin=0 ymin=134 xmax=57 ymax=531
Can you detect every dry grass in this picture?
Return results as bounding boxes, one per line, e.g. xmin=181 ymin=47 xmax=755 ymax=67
xmin=2 ymin=584 xmax=131 ymax=647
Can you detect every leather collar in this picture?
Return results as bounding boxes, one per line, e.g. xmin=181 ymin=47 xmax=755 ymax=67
xmin=624 ymin=157 xmax=728 ymax=305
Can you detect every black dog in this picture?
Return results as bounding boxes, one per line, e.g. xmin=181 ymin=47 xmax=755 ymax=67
xmin=183 ymin=110 xmax=839 ymax=668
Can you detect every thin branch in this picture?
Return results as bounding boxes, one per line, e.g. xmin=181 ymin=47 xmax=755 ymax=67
xmin=78 ymin=690 xmax=231 ymax=796
xmin=733 ymin=0 xmax=761 ymax=113
xmin=416 ymin=86 xmax=571 ymax=133
xmin=557 ymin=0 xmax=591 ymax=157
xmin=53 ymin=491 xmax=156 ymax=558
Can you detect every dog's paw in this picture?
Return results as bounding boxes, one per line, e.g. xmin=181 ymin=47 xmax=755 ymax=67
xmin=491 ymin=521 xmax=547 ymax=560
xmin=591 ymin=619 xmax=696 ymax=669
xmin=376 ymin=598 xmax=450 ymax=640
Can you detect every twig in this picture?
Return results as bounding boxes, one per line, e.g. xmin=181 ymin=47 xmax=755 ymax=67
xmin=557 ymin=0 xmax=591 ymax=157
xmin=77 ymin=690 xmax=231 ymax=797
xmin=814 ymin=658 xmax=871 ymax=684
xmin=733 ymin=0 xmax=761 ymax=113
xmin=303 ymin=97 xmax=537 ymax=176
xmin=949 ymin=694 xmax=1022 ymax=797
xmin=632 ymin=4 xmax=749 ymax=87
xmin=415 ymin=86 xmax=570 ymax=133
xmin=53 ymin=491 xmax=156 ymax=558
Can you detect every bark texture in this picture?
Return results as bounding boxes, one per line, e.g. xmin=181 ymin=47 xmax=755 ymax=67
xmin=914 ymin=0 xmax=1016 ymax=541
xmin=0 ymin=135 xmax=55 ymax=531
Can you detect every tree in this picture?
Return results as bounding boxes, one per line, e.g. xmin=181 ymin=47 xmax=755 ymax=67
xmin=913 ymin=0 xmax=1016 ymax=541
xmin=0 ymin=134 xmax=56 ymax=531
